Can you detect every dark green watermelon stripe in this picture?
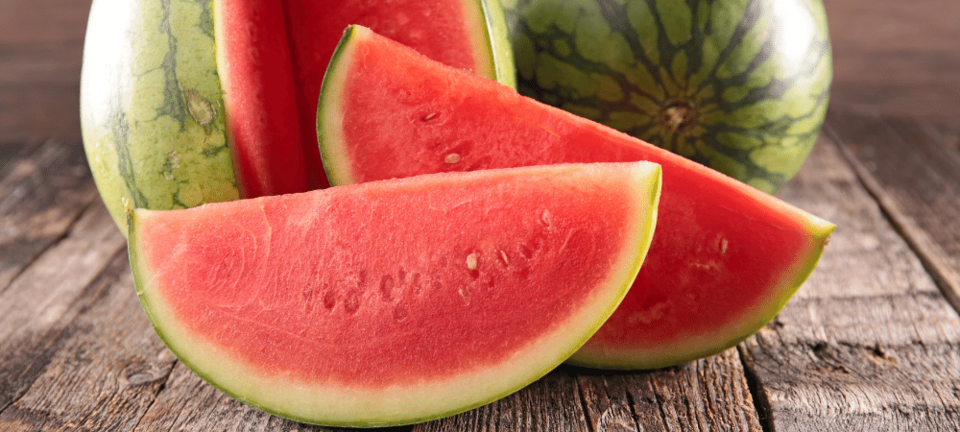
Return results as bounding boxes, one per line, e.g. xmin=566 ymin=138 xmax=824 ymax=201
xmin=112 ymin=112 xmax=148 ymax=209
xmin=510 ymin=0 xmax=831 ymax=191
xmin=155 ymin=0 xmax=189 ymax=127
xmin=127 ymin=0 xmax=234 ymax=211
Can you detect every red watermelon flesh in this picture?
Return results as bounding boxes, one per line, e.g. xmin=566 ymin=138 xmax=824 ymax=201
xmin=318 ymin=26 xmax=836 ymax=369
xmin=129 ymin=162 xmax=661 ymax=426
xmin=214 ymin=0 xmax=511 ymax=193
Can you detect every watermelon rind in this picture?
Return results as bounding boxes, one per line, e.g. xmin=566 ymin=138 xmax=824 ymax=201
xmin=128 ymin=162 xmax=661 ymax=427
xmin=317 ymin=25 xmax=362 ymax=188
xmin=315 ymin=26 xmax=835 ymax=370
xmin=81 ymin=0 xmax=516 ymax=235
xmin=475 ymin=0 xmax=517 ymax=88
xmin=80 ymin=0 xmax=241 ymax=233
xmin=568 ymin=218 xmax=833 ymax=369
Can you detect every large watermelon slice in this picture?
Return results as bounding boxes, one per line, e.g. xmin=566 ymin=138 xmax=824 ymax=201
xmin=318 ymin=26 xmax=835 ymax=369
xmin=80 ymin=0 xmax=514 ymax=234
xmin=129 ymin=162 xmax=662 ymax=426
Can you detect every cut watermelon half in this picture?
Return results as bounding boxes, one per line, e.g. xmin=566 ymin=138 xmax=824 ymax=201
xmin=213 ymin=0 xmax=514 ymax=193
xmin=129 ymin=162 xmax=661 ymax=426
xmin=317 ymin=26 xmax=836 ymax=369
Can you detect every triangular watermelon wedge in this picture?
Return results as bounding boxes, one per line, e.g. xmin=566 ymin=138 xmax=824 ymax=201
xmin=317 ymin=26 xmax=835 ymax=369
xmin=129 ymin=162 xmax=661 ymax=426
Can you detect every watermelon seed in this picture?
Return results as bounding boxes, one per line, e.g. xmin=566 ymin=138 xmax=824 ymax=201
xmin=540 ymin=209 xmax=553 ymax=227
xmin=380 ymin=275 xmax=395 ymax=301
xmin=344 ymin=290 xmax=361 ymax=314
xmin=410 ymin=273 xmax=423 ymax=296
xmin=422 ymin=112 xmax=437 ymax=121
xmin=322 ymin=289 xmax=336 ymax=310
xmin=466 ymin=253 xmax=478 ymax=270
xmin=445 ymin=153 xmax=461 ymax=164
xmin=499 ymin=250 xmax=509 ymax=265
xmin=719 ymin=238 xmax=729 ymax=254
xmin=393 ymin=305 xmax=409 ymax=322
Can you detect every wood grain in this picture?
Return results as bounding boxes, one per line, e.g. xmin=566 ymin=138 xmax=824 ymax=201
xmin=0 ymin=253 xmax=176 ymax=431
xmin=825 ymin=109 xmax=960 ymax=313
xmin=417 ymin=349 xmax=762 ymax=432
xmin=0 ymin=140 xmax=99 ymax=291
xmin=740 ymin=131 xmax=960 ymax=431
xmin=415 ymin=368 xmax=590 ymax=432
xmin=0 ymin=201 xmax=126 ymax=417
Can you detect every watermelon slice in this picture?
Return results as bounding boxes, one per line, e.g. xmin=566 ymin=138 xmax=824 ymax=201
xmin=215 ymin=0 xmax=516 ymax=192
xmin=129 ymin=162 xmax=662 ymax=426
xmin=317 ymin=26 xmax=836 ymax=369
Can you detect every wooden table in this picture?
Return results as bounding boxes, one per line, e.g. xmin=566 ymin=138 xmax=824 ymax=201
xmin=2 ymin=1 xmax=959 ymax=430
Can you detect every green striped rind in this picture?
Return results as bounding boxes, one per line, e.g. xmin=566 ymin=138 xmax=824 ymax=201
xmin=80 ymin=0 xmax=240 ymax=234
xmin=127 ymin=162 xmax=662 ymax=426
xmin=569 ymin=215 xmax=834 ymax=369
xmin=504 ymin=0 xmax=832 ymax=193
xmin=317 ymin=26 xmax=362 ymax=188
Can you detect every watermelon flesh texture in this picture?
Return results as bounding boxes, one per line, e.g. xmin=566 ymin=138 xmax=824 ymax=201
xmin=216 ymin=0 xmax=514 ymax=192
xmin=215 ymin=0 xmax=308 ymax=197
xmin=129 ymin=162 xmax=661 ymax=426
xmin=318 ymin=26 xmax=835 ymax=369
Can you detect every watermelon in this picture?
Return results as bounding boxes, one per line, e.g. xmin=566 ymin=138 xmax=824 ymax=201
xmin=129 ymin=162 xmax=662 ymax=426
xmin=502 ymin=0 xmax=833 ymax=193
xmin=80 ymin=0 xmax=514 ymax=234
xmin=317 ymin=26 xmax=834 ymax=369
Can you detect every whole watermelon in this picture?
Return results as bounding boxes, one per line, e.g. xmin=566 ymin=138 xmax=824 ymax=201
xmin=503 ymin=0 xmax=832 ymax=193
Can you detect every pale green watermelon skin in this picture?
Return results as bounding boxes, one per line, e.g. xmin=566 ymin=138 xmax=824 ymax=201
xmin=503 ymin=0 xmax=833 ymax=193
xmin=81 ymin=0 xmax=241 ymax=233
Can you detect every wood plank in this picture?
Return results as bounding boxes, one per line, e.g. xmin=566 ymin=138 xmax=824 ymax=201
xmin=577 ymin=349 xmax=762 ymax=432
xmin=415 ymin=367 xmax=590 ymax=432
xmin=0 ymin=201 xmax=126 ymax=415
xmin=0 ymin=140 xmax=100 ymax=291
xmin=0 ymin=251 xmax=177 ymax=431
xmin=132 ymin=362 xmax=349 ymax=432
xmin=825 ymin=109 xmax=960 ymax=312
xmin=418 ymin=349 xmax=762 ymax=432
xmin=739 ymin=131 xmax=960 ymax=431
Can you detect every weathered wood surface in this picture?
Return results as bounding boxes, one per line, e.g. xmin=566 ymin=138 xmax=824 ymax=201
xmin=2 ymin=108 xmax=959 ymax=430
xmin=740 ymin=120 xmax=960 ymax=431
xmin=825 ymin=110 xmax=960 ymax=312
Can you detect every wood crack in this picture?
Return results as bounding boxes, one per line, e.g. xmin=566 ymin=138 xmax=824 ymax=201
xmin=824 ymin=117 xmax=960 ymax=317
xmin=573 ymin=370 xmax=596 ymax=432
xmin=621 ymin=382 xmax=644 ymax=432
xmin=0 ymin=199 xmax=95 ymax=296
xmin=128 ymin=358 xmax=180 ymax=432
xmin=0 ymin=246 xmax=128 ymax=417
xmin=737 ymin=346 xmax=776 ymax=432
